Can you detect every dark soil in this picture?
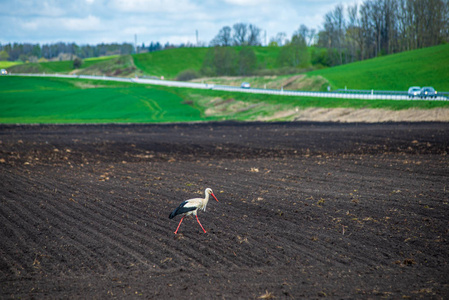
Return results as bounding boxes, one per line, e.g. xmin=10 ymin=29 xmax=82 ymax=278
xmin=1 ymin=122 xmax=448 ymax=299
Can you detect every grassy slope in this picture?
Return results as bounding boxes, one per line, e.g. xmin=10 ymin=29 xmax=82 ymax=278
xmin=6 ymin=46 xmax=282 ymax=80
xmin=308 ymin=44 xmax=449 ymax=91
xmin=234 ymin=46 xmax=282 ymax=70
xmin=133 ymin=47 xmax=209 ymax=79
xmin=0 ymin=76 xmax=202 ymax=123
xmin=133 ymin=46 xmax=282 ymax=79
xmin=0 ymin=61 xmax=22 ymax=69
xmin=77 ymin=55 xmax=139 ymax=77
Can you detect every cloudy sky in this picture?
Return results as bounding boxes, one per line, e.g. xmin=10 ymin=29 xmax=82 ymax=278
xmin=1 ymin=0 xmax=362 ymax=46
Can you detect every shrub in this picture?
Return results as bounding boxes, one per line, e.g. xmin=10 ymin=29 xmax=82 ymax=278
xmin=73 ymin=57 xmax=83 ymax=69
xmin=200 ymin=46 xmax=238 ymax=77
xmin=176 ymin=69 xmax=200 ymax=81
xmin=238 ymin=47 xmax=257 ymax=75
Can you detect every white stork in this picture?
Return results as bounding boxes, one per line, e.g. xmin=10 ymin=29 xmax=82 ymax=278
xmin=169 ymin=188 xmax=219 ymax=234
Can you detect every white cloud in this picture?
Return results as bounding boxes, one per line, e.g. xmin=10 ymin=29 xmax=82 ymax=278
xmin=110 ymin=0 xmax=198 ymax=13
xmin=21 ymin=20 xmax=40 ymax=31
xmin=64 ymin=15 xmax=102 ymax=31
xmin=223 ymin=0 xmax=270 ymax=5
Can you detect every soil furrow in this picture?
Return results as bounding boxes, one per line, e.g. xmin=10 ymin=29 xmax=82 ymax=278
xmin=0 ymin=194 xmax=112 ymax=275
xmin=1 ymin=122 xmax=449 ymax=299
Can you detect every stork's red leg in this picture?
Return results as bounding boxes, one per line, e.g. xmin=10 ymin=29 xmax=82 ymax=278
xmin=196 ymin=216 xmax=207 ymax=233
xmin=174 ymin=216 xmax=185 ymax=234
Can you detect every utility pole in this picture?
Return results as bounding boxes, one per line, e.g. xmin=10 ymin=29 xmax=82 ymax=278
xmin=196 ymin=30 xmax=199 ymax=47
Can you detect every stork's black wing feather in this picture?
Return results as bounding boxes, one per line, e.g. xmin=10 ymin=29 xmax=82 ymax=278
xmin=169 ymin=201 xmax=196 ymax=219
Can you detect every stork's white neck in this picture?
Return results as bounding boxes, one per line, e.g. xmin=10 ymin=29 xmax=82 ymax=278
xmin=202 ymin=191 xmax=210 ymax=211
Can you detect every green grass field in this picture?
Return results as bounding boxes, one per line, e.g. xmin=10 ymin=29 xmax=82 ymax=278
xmin=0 ymin=61 xmax=22 ymax=69
xmin=0 ymin=76 xmax=203 ymax=123
xmin=1 ymin=76 xmax=448 ymax=124
xmin=133 ymin=47 xmax=209 ymax=79
xmin=308 ymin=44 xmax=449 ymax=91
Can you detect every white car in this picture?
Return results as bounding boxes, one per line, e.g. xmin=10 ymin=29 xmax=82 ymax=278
xmin=241 ymin=82 xmax=250 ymax=89
xmin=407 ymin=86 xmax=421 ymax=98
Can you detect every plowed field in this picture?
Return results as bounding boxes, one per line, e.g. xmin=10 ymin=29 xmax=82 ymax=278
xmin=1 ymin=122 xmax=448 ymax=299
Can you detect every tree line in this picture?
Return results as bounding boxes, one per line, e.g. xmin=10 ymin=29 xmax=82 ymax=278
xmin=199 ymin=22 xmax=310 ymax=77
xmin=0 ymin=42 xmax=137 ymax=62
xmin=210 ymin=23 xmax=263 ymax=46
xmin=0 ymin=41 xmax=185 ymax=62
xmin=317 ymin=0 xmax=449 ymax=66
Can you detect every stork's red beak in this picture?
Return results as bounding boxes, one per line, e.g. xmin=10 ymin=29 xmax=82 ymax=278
xmin=211 ymin=193 xmax=219 ymax=202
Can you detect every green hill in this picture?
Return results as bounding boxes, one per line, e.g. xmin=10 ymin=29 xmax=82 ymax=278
xmin=133 ymin=47 xmax=209 ymax=79
xmin=6 ymin=46 xmax=284 ymax=80
xmin=77 ymin=55 xmax=140 ymax=77
xmin=133 ymin=46 xmax=283 ymax=79
xmin=308 ymin=44 xmax=449 ymax=91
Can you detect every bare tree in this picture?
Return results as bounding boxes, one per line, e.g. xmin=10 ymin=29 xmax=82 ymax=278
xmin=270 ymin=32 xmax=287 ymax=46
xmin=278 ymin=32 xmax=309 ymax=68
xmin=414 ymin=0 xmax=446 ymax=48
xmin=247 ymin=24 xmax=262 ymax=46
xmin=383 ymin=0 xmax=398 ymax=54
xmin=296 ymin=25 xmax=309 ymax=42
xmin=397 ymin=0 xmax=416 ymax=51
xmin=316 ymin=0 xmax=449 ymax=65
xmin=346 ymin=3 xmax=359 ymax=62
xmin=210 ymin=26 xmax=232 ymax=46
xmin=233 ymin=23 xmax=248 ymax=45
xmin=442 ymin=0 xmax=449 ymax=43
xmin=308 ymin=28 xmax=316 ymax=46
xmin=332 ymin=4 xmax=345 ymax=64
xmin=319 ymin=4 xmax=345 ymax=65
xmin=351 ymin=0 xmax=375 ymax=59
xmin=296 ymin=24 xmax=316 ymax=46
